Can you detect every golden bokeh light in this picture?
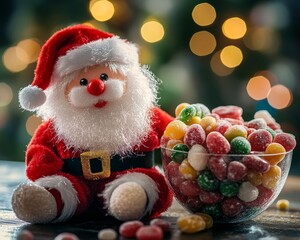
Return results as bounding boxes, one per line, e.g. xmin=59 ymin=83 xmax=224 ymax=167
xmin=220 ymin=45 xmax=243 ymax=68
xmin=267 ymin=84 xmax=292 ymax=109
xmin=222 ymin=17 xmax=247 ymax=39
xmin=141 ymin=20 xmax=165 ymax=43
xmin=90 ymin=0 xmax=115 ymax=22
xmin=210 ymin=51 xmax=234 ymax=76
xmin=189 ymin=31 xmax=217 ymax=56
xmin=139 ymin=45 xmax=154 ymax=64
xmin=26 ymin=115 xmax=43 ymax=136
xmin=192 ymin=3 xmax=216 ymax=26
xmin=246 ymin=76 xmax=271 ymax=100
xmin=2 ymin=47 xmax=28 ymax=72
xmin=0 ymin=83 xmax=13 ymax=107
xmin=17 ymin=39 xmax=41 ymax=64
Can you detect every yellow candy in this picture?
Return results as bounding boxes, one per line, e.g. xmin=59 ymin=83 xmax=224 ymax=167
xmin=199 ymin=116 xmax=217 ymax=134
xmin=263 ymin=142 xmax=286 ymax=165
xmin=175 ymin=103 xmax=190 ymax=117
xmin=247 ymin=171 xmax=263 ymax=186
xmin=188 ymin=116 xmax=202 ymax=125
xmin=164 ymin=120 xmax=188 ymax=140
xmin=177 ymin=214 xmax=206 ymax=233
xmin=262 ymin=165 xmax=281 ymax=189
xmin=224 ymin=125 xmax=247 ymax=142
xmin=166 ymin=139 xmax=182 ymax=157
xmin=196 ymin=213 xmax=213 ymax=229
xmin=276 ymin=199 xmax=289 ymax=211
xmin=179 ymin=159 xmax=198 ymax=180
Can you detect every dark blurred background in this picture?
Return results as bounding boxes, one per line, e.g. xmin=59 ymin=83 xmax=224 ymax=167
xmin=0 ymin=0 xmax=299 ymax=174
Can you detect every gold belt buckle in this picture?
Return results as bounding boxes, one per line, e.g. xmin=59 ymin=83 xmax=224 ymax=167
xmin=80 ymin=150 xmax=111 ymax=180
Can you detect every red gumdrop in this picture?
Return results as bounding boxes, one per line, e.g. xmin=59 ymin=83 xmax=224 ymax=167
xmin=119 ymin=220 xmax=144 ymax=238
xmin=206 ymin=131 xmax=231 ymax=154
xmin=242 ymin=155 xmax=270 ymax=173
xmin=208 ymin=156 xmax=227 ymax=180
xmin=245 ymin=185 xmax=274 ymax=207
xmin=136 ymin=225 xmax=163 ymax=240
xmin=199 ymin=189 xmax=224 ymax=204
xmin=150 ymin=218 xmax=171 ymax=233
xmin=165 ymin=161 xmax=184 ymax=190
xmin=160 ymin=135 xmax=170 ymax=148
xmin=246 ymin=118 xmax=267 ymax=129
xmin=221 ymin=197 xmax=244 ymax=217
xmin=227 ymin=161 xmax=247 ymax=182
xmin=185 ymin=196 xmax=204 ymax=212
xmin=248 ymin=129 xmax=273 ymax=152
xmin=215 ymin=119 xmax=232 ymax=135
xmin=273 ymin=133 xmax=296 ymax=151
xmin=184 ymin=124 xmax=206 ymax=148
xmin=268 ymin=121 xmax=281 ymax=130
xmin=206 ymin=113 xmax=221 ymax=121
xmin=246 ymin=127 xmax=256 ymax=136
xmin=212 ymin=105 xmax=243 ymax=120
xmin=223 ymin=118 xmax=244 ymax=126
xmin=179 ymin=180 xmax=201 ymax=197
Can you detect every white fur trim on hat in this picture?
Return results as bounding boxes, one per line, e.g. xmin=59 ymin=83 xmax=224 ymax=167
xmin=54 ymin=36 xmax=139 ymax=78
xmin=35 ymin=175 xmax=79 ymax=222
xmin=19 ymin=85 xmax=46 ymax=111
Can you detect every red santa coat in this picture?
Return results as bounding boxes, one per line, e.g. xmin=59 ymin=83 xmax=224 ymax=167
xmin=25 ymin=106 xmax=174 ymax=219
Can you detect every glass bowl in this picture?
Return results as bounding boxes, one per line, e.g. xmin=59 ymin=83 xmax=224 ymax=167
xmin=161 ymin=147 xmax=293 ymax=223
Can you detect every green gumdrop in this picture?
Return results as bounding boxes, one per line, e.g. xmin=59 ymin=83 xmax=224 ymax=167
xmin=197 ymin=169 xmax=219 ymax=191
xmin=219 ymin=180 xmax=239 ymax=197
xmin=265 ymin=127 xmax=276 ymax=139
xmin=230 ymin=136 xmax=251 ymax=154
xmin=193 ymin=103 xmax=210 ymax=118
xmin=201 ymin=204 xmax=222 ymax=217
xmin=179 ymin=105 xmax=197 ymax=124
xmin=171 ymin=143 xmax=189 ymax=163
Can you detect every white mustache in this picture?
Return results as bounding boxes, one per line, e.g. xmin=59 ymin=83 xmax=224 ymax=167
xmin=68 ymin=79 xmax=125 ymax=107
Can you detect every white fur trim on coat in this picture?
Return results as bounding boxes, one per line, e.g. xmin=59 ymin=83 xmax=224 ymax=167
xmin=19 ymin=85 xmax=46 ymax=111
xmin=102 ymin=172 xmax=159 ymax=217
xmin=54 ymin=36 xmax=139 ymax=78
xmin=35 ymin=175 xmax=79 ymax=222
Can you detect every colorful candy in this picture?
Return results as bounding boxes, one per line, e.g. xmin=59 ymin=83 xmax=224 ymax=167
xmin=199 ymin=116 xmax=217 ymax=134
xmin=150 ymin=218 xmax=171 ymax=233
xmin=179 ymin=105 xmax=197 ymax=124
xmin=184 ymin=124 xmax=206 ymax=147
xmin=197 ymin=169 xmax=219 ymax=191
xmin=196 ymin=213 xmax=213 ymax=229
xmin=221 ymin=197 xmax=244 ymax=217
xmin=98 ymin=228 xmax=117 ymax=240
xmin=187 ymin=144 xmax=209 ymax=171
xmin=208 ymin=156 xmax=227 ymax=181
xmin=230 ymin=136 xmax=251 ymax=154
xmin=136 ymin=225 xmax=163 ymax=240
xmin=119 ymin=220 xmax=144 ymax=238
xmin=227 ymin=161 xmax=247 ymax=182
xmin=263 ymin=143 xmax=286 ymax=165
xmin=206 ymin=131 xmax=230 ymax=154
xmin=273 ymin=133 xmax=296 ymax=152
xmin=248 ymin=129 xmax=272 ymax=151
xmin=177 ymin=214 xmax=206 ymax=233
xmin=237 ymin=181 xmax=259 ymax=202
xmin=219 ymin=180 xmax=239 ymax=197
xmin=276 ymin=199 xmax=289 ymax=211
xmin=171 ymin=143 xmax=189 ymax=163
xmin=224 ymin=125 xmax=247 ymax=142
xmin=179 ymin=159 xmax=198 ymax=180
xmin=164 ymin=120 xmax=187 ymax=140
xmin=242 ymin=155 xmax=270 ymax=173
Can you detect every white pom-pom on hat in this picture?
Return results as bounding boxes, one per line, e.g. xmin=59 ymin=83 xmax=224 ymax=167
xmin=19 ymin=85 xmax=46 ymax=111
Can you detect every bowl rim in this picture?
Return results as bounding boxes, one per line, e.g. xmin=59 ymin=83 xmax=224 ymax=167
xmin=160 ymin=146 xmax=292 ymax=157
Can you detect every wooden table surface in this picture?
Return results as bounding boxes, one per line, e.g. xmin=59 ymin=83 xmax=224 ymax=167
xmin=1 ymin=160 xmax=300 ymax=240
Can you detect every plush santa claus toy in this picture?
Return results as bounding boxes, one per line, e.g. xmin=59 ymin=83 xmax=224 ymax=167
xmin=11 ymin=25 xmax=174 ymax=223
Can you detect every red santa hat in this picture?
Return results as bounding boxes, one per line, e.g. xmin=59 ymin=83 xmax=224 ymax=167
xmin=19 ymin=24 xmax=139 ymax=111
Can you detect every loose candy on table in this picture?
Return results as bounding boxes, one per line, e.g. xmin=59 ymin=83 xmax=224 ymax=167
xmin=196 ymin=213 xmax=214 ymax=229
xmin=276 ymin=199 xmax=289 ymax=211
xmin=17 ymin=230 xmax=34 ymax=240
xmin=98 ymin=228 xmax=117 ymax=240
xmin=150 ymin=218 xmax=171 ymax=233
xmin=136 ymin=225 xmax=163 ymax=240
xmin=53 ymin=233 xmax=80 ymax=240
xmin=176 ymin=214 xmax=206 ymax=233
xmin=119 ymin=220 xmax=144 ymax=238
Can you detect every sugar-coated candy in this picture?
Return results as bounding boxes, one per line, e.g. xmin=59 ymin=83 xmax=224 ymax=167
xmin=164 ymin=120 xmax=187 ymax=140
xmin=262 ymin=165 xmax=281 ymax=189
xmin=273 ymin=133 xmax=296 ymax=152
xmin=263 ymin=143 xmax=286 ymax=165
xmin=175 ymin=103 xmax=190 ymax=117
xmin=150 ymin=218 xmax=171 ymax=233
xmin=160 ymin=135 xmax=170 ymax=149
xmin=136 ymin=225 xmax=163 ymax=240
xmin=171 ymin=143 xmax=189 ymax=163
xmin=17 ymin=230 xmax=33 ymax=240
xmin=242 ymin=155 xmax=270 ymax=173
xmin=179 ymin=159 xmax=198 ymax=180
xmin=206 ymin=131 xmax=231 ymax=154
xmin=230 ymin=136 xmax=251 ymax=154
xmin=215 ymin=119 xmax=232 ymax=135
xmin=201 ymin=204 xmax=222 ymax=217
xmin=219 ymin=180 xmax=239 ymax=197
xmin=179 ymin=180 xmax=201 ymax=197
xmin=254 ymin=110 xmax=275 ymax=124
xmin=199 ymin=116 xmax=217 ymax=134
xmin=184 ymin=124 xmax=206 ymax=148
xmin=179 ymin=105 xmax=197 ymax=124
xmin=98 ymin=228 xmax=117 ymax=240
xmin=197 ymin=169 xmax=219 ymax=191
xmin=177 ymin=214 xmax=206 ymax=233
xmin=166 ymin=139 xmax=182 ymax=157
xmin=196 ymin=213 xmax=213 ymax=229
xmin=54 ymin=233 xmax=79 ymax=240
xmin=199 ymin=188 xmax=223 ymax=204
xmin=237 ymin=181 xmax=259 ymax=202
xmin=246 ymin=118 xmax=267 ymax=129
xmin=193 ymin=103 xmax=210 ymax=118
xmin=248 ymin=129 xmax=272 ymax=151
xmin=212 ymin=105 xmax=243 ymax=120
xmin=208 ymin=156 xmax=227 ymax=181
xmin=246 ymin=127 xmax=256 ymax=136
xmin=221 ymin=197 xmax=244 ymax=217
xmin=188 ymin=116 xmax=202 ymax=125
xmin=188 ymin=144 xmax=209 ymax=171
xmin=227 ymin=161 xmax=247 ymax=182
xmin=265 ymin=127 xmax=277 ymax=139
xmin=276 ymin=199 xmax=289 ymax=211
xmin=245 ymin=185 xmax=273 ymax=207
xmin=224 ymin=125 xmax=247 ymax=142
xmin=247 ymin=171 xmax=263 ymax=186
xmin=186 ymin=196 xmax=204 ymax=212
xmin=166 ymin=161 xmax=184 ymax=189
xmin=119 ymin=220 xmax=144 ymax=238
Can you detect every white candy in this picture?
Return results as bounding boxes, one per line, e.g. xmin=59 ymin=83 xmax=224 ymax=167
xmin=187 ymin=144 xmax=208 ymax=171
xmin=238 ymin=181 xmax=259 ymax=202
xmin=54 ymin=233 xmax=79 ymax=240
xmin=254 ymin=110 xmax=275 ymax=124
xmin=98 ymin=228 xmax=118 ymax=240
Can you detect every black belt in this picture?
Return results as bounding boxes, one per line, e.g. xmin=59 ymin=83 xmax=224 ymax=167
xmin=62 ymin=151 xmax=154 ymax=180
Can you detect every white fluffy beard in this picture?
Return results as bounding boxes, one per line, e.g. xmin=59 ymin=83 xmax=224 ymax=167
xmin=37 ymin=66 xmax=157 ymax=156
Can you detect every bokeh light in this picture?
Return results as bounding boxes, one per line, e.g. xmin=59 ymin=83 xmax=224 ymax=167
xmin=267 ymin=84 xmax=292 ymax=109
xmin=189 ymin=31 xmax=217 ymax=56
xmin=0 ymin=83 xmax=13 ymax=107
xmin=220 ymin=45 xmax=243 ymax=68
xmin=90 ymin=0 xmax=115 ymax=22
xmin=222 ymin=17 xmax=247 ymax=39
xmin=17 ymin=39 xmax=41 ymax=64
xmin=139 ymin=45 xmax=154 ymax=64
xmin=141 ymin=20 xmax=165 ymax=43
xmin=210 ymin=51 xmax=234 ymax=77
xmin=2 ymin=47 xmax=28 ymax=72
xmin=246 ymin=76 xmax=271 ymax=100
xmin=26 ymin=115 xmax=43 ymax=136
xmin=192 ymin=3 xmax=216 ymax=26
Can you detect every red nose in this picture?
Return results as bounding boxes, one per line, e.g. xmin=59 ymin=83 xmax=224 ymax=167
xmin=87 ymin=79 xmax=105 ymax=96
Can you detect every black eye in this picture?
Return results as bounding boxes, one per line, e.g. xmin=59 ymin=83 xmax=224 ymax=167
xmin=100 ymin=73 xmax=108 ymax=81
xmin=80 ymin=78 xmax=88 ymax=86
